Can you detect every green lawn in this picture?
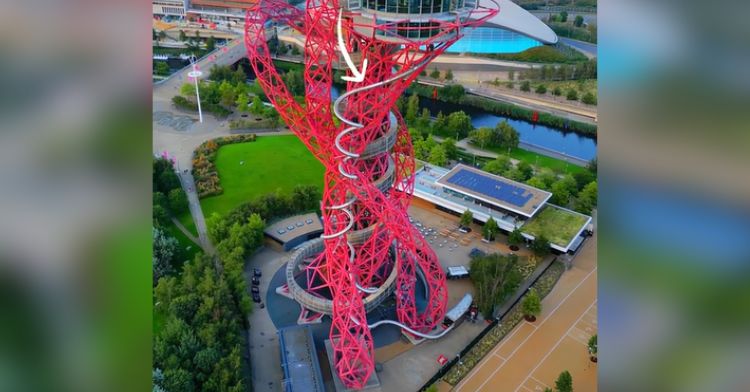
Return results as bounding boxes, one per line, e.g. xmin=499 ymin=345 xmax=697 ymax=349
xmin=476 ymin=144 xmax=586 ymax=175
xmin=163 ymin=221 xmax=201 ymax=268
xmin=200 ymin=135 xmax=325 ymax=219
xmin=521 ymin=205 xmax=589 ymax=247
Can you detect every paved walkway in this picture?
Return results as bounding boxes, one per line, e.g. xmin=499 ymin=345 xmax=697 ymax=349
xmin=454 ymin=233 xmax=597 ymax=392
xmin=170 ymin=216 xmax=201 ymax=246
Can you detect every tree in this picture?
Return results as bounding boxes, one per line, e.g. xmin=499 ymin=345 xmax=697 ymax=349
xmin=516 ymin=161 xmax=534 ymax=181
xmin=429 ymin=67 xmax=440 ymax=79
xmin=179 ymin=30 xmax=187 ymax=42
xmin=520 ymin=80 xmax=531 ymax=92
xmin=566 ymin=88 xmax=579 ymax=101
xmin=555 ymin=370 xmax=573 ymax=392
xmin=535 ymin=84 xmax=547 ymax=94
xmin=291 ymin=45 xmax=300 ymax=55
xmin=483 ymin=156 xmax=511 ymax=175
xmin=581 ymin=92 xmax=597 ymax=105
xmin=531 ymin=234 xmax=551 ymax=256
xmin=460 ymin=209 xmax=473 ymax=227
xmin=153 ymin=228 xmax=177 ymax=284
xmin=417 ymin=108 xmax=431 ymax=130
xmin=154 ymin=62 xmax=170 ymax=76
xmin=522 ymin=288 xmax=542 ymax=321
xmin=405 ymin=93 xmax=420 ymax=125
xmin=574 ymin=15 xmax=584 ymax=27
xmin=445 ymin=69 xmax=454 ymax=81
xmin=482 ymin=217 xmax=499 ymax=240
xmin=587 ymin=157 xmax=597 ymax=174
xmin=153 ymin=205 xmax=169 ymax=227
xmin=168 ymin=188 xmax=189 ymax=213
xmin=250 ymin=95 xmax=265 ymax=115
xmin=508 ymin=70 xmax=515 ymax=81
xmin=442 ymin=137 xmax=458 ymax=159
xmin=235 ymin=93 xmax=249 ymax=113
xmin=508 ymin=228 xmax=524 ymax=246
xmin=574 ymin=181 xmax=597 ymax=214
xmin=588 ymin=334 xmax=598 ymax=361
xmin=552 ymin=86 xmax=562 ymax=96
xmin=470 ymin=126 xmax=494 ymax=149
xmin=428 ymin=144 xmax=448 ymax=166
xmin=560 ymin=11 xmax=569 ymax=23
xmin=206 ymin=35 xmax=215 ymax=51
xmin=446 ymin=111 xmax=473 ymax=139
xmin=433 ymin=111 xmax=448 ymax=134
xmin=495 ymin=120 xmax=520 ymax=151
xmin=505 ymin=82 xmax=514 ymax=89
xmin=469 ymin=253 xmax=522 ymax=318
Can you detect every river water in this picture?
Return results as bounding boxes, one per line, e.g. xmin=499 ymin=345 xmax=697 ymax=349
xmin=332 ymin=86 xmax=598 ymax=162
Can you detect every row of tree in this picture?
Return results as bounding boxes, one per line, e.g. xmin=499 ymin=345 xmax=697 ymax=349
xmin=469 ymin=120 xmax=520 ymax=151
xmin=515 ymin=59 xmax=597 ymax=82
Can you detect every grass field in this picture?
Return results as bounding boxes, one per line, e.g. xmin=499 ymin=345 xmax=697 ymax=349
xmin=200 ymin=135 xmax=325 ymax=219
xmin=521 ymin=205 xmax=589 ymax=246
xmin=467 ymin=144 xmax=587 ymax=175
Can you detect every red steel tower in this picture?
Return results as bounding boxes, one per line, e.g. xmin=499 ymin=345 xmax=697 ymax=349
xmin=245 ymin=0 xmax=497 ymax=388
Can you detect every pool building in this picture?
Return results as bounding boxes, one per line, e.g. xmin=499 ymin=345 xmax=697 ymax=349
xmin=408 ymin=163 xmax=591 ymax=253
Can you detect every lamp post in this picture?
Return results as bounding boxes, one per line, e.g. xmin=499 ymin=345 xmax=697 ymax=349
xmin=188 ymin=56 xmax=203 ymax=123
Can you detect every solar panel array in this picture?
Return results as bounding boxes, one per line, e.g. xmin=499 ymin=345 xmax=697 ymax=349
xmin=446 ymin=168 xmax=534 ymax=207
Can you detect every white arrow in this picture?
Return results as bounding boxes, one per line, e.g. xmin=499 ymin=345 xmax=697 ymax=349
xmin=337 ymin=9 xmax=368 ymax=83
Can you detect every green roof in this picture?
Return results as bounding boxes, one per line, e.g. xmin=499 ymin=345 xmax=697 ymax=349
xmin=521 ymin=205 xmax=589 ymax=247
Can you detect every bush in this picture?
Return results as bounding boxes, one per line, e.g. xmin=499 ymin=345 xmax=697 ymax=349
xmin=520 ymin=80 xmax=531 ymax=92
xmin=566 ymin=88 xmax=579 ymax=101
xmin=192 ymin=135 xmax=257 ymax=198
xmin=445 ymin=69 xmax=454 ymax=81
xmin=168 ymin=188 xmax=189 ymax=214
xmin=552 ymin=86 xmax=562 ymax=96
xmin=535 ymin=84 xmax=547 ymax=94
xmin=172 ymin=95 xmax=198 ymax=111
xmin=429 ymin=68 xmax=441 ymax=79
xmin=581 ymin=91 xmax=597 ymax=105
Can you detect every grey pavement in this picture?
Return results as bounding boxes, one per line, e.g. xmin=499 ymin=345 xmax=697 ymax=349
xmin=177 ymin=172 xmax=215 ymax=254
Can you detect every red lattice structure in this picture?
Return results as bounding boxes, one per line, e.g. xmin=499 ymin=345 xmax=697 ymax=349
xmin=245 ymin=1 xmax=497 ymax=388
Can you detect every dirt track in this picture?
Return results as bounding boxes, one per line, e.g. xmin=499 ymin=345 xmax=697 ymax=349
xmin=454 ymin=234 xmax=597 ymax=392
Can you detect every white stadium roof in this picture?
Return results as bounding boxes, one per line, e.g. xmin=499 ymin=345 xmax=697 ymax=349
xmin=479 ymin=0 xmax=558 ymax=44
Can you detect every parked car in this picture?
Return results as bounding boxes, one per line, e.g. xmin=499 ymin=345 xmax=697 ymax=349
xmin=252 ymin=276 xmax=260 ymax=285
xmin=251 ymin=286 xmax=260 ymax=294
xmin=252 ymin=292 xmax=261 ymax=303
xmin=459 ymin=226 xmax=472 ymax=233
xmin=253 ymin=268 xmax=262 ymax=277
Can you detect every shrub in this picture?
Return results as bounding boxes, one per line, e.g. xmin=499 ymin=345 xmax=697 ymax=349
xmin=566 ymin=88 xmax=579 ymax=101
xmin=444 ymin=69 xmax=454 ymax=81
xmin=581 ymin=91 xmax=597 ymax=105
xmin=429 ymin=68 xmax=441 ymax=79
xmin=552 ymin=86 xmax=562 ymax=96
xmin=172 ymin=95 xmax=198 ymax=111
xmin=192 ymin=135 xmax=257 ymax=198
xmin=520 ymin=80 xmax=531 ymax=92
xmin=535 ymin=84 xmax=547 ymax=94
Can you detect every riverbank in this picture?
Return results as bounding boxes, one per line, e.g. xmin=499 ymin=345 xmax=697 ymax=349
xmin=407 ymin=83 xmax=597 ymax=138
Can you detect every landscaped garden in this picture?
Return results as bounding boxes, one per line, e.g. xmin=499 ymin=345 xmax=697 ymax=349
xmin=521 ymin=205 xmax=589 ymax=247
xmin=199 ymin=135 xmax=325 ymax=220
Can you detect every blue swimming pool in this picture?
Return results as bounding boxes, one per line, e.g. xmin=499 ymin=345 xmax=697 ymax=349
xmin=447 ymin=27 xmax=542 ymax=54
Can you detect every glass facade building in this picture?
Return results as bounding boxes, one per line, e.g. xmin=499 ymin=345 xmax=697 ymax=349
xmin=447 ymin=27 xmax=542 ymax=53
xmin=361 ymin=0 xmax=467 ymax=14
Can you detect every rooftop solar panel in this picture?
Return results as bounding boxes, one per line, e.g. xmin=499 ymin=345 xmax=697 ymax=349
xmin=446 ymin=169 xmax=534 ymax=207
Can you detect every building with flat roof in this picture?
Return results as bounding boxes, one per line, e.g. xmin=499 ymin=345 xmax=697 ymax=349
xmin=278 ymin=325 xmax=326 ymax=392
xmin=435 ymin=164 xmax=551 ymax=218
xmin=408 ymin=163 xmax=591 ymax=253
xmin=265 ymin=213 xmax=323 ymax=251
